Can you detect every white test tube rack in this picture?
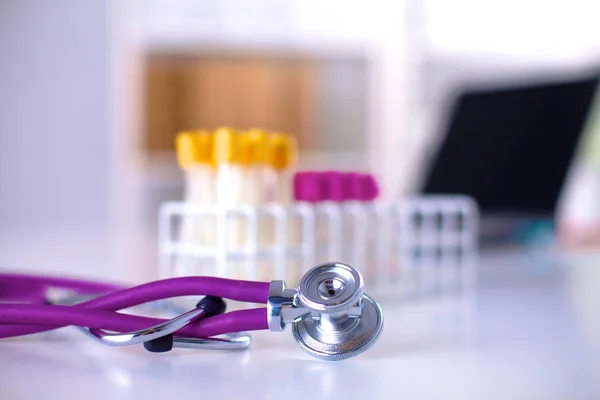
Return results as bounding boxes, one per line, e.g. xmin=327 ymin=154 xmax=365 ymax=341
xmin=158 ymin=195 xmax=479 ymax=297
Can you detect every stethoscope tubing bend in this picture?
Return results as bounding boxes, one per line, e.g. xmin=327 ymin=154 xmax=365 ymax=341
xmin=0 ymin=274 xmax=270 ymax=339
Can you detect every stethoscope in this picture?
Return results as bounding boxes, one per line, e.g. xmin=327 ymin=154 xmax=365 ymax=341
xmin=0 ymin=262 xmax=383 ymax=361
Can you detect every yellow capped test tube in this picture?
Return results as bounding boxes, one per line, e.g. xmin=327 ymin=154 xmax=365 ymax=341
xmin=175 ymin=130 xmax=216 ymax=275
xmin=212 ymin=127 xmax=244 ymax=275
xmin=266 ymin=132 xmax=297 ymax=204
xmin=176 ymin=132 xmax=196 ymax=170
xmin=264 ymin=132 xmax=299 ymax=283
xmin=177 ymin=129 xmax=214 ymax=188
xmin=213 ymin=127 xmax=241 ymax=208
xmin=239 ymin=128 xmax=268 ymax=206
xmin=237 ymin=129 xmax=271 ymax=268
xmin=176 ymin=130 xmax=214 ymax=200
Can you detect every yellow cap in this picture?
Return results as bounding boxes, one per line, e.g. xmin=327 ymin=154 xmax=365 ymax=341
xmin=213 ymin=127 xmax=239 ymax=164
xmin=239 ymin=128 xmax=268 ymax=165
xmin=175 ymin=131 xmax=198 ymax=169
xmin=195 ymin=129 xmax=213 ymax=165
xmin=175 ymin=130 xmax=214 ymax=169
xmin=267 ymin=133 xmax=297 ymax=170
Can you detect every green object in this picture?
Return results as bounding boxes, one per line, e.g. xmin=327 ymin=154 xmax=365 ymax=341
xmin=581 ymin=84 xmax=600 ymax=166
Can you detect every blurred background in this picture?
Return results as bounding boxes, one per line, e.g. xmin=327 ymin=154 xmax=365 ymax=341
xmin=3 ymin=1 xmax=600 ymax=398
xmin=0 ymin=0 xmax=600 ymax=282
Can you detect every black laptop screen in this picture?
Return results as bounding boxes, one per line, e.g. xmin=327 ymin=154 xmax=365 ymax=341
xmin=423 ymin=76 xmax=598 ymax=214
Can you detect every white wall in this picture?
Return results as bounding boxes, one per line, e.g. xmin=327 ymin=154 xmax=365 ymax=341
xmin=423 ymin=0 xmax=600 ymax=61
xmin=0 ymin=0 xmax=110 ymax=231
xmin=0 ymin=0 xmax=116 ymax=278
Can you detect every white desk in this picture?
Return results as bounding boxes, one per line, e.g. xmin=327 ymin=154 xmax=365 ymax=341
xmin=1 ymin=249 xmax=600 ymax=399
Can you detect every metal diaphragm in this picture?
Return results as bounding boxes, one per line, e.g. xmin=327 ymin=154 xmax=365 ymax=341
xmin=292 ymin=293 xmax=384 ymax=361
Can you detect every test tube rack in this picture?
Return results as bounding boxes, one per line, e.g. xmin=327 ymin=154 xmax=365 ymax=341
xmin=158 ymin=195 xmax=479 ymax=297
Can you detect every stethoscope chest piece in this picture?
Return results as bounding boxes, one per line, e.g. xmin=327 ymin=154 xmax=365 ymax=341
xmin=268 ymin=262 xmax=384 ymax=361
xmin=292 ymin=293 xmax=383 ymax=361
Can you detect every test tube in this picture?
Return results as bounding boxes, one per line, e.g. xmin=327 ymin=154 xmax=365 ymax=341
xmin=238 ymin=129 xmax=269 ymax=280
xmin=266 ymin=133 xmax=298 ymax=282
xmin=239 ymin=129 xmax=268 ymax=208
xmin=189 ymin=131 xmax=215 ymax=243
xmin=175 ymin=130 xmax=215 ymax=275
xmin=321 ymin=172 xmax=346 ymax=261
xmin=213 ymin=127 xmax=242 ymax=278
xmin=266 ymin=133 xmax=297 ymax=205
xmin=349 ymin=174 xmax=380 ymax=282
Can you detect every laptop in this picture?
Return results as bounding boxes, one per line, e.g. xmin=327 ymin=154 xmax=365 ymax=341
xmin=422 ymin=74 xmax=598 ymax=241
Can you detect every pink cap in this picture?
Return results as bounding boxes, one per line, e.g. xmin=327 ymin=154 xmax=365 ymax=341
xmin=294 ymin=172 xmax=323 ymax=203
xmin=358 ymin=174 xmax=379 ymax=201
xmin=322 ymin=171 xmax=346 ymax=201
xmin=343 ymin=172 xmax=361 ymax=201
xmin=294 ymin=171 xmax=379 ymax=203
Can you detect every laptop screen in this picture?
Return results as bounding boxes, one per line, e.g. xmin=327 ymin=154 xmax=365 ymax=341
xmin=422 ymin=75 xmax=598 ymax=215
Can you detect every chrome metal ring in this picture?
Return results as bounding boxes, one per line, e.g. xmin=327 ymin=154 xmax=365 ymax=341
xmin=297 ymin=262 xmax=363 ymax=314
xmin=291 ymin=293 xmax=384 ymax=361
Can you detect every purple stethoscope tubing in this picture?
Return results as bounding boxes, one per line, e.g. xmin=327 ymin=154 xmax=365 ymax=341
xmin=0 ymin=274 xmax=270 ymax=339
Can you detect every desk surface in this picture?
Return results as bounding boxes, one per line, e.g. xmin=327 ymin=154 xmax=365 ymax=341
xmin=1 ymin=249 xmax=600 ymax=399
